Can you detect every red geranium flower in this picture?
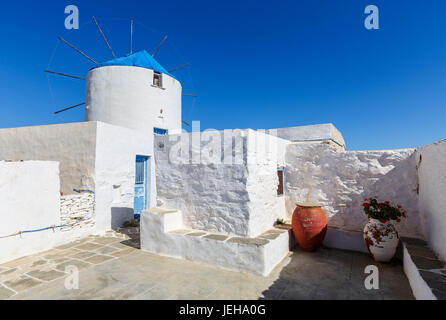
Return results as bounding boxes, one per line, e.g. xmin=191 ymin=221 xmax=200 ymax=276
xmin=402 ymin=212 xmax=407 ymax=217
xmin=380 ymin=219 xmax=387 ymax=223
xmin=363 ymin=203 xmax=370 ymax=208
xmin=396 ymin=218 xmax=401 ymax=222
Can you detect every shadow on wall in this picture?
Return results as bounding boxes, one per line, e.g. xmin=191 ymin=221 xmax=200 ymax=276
xmin=284 ymin=145 xmax=423 ymax=239
xmin=111 ymin=207 xmax=134 ymax=230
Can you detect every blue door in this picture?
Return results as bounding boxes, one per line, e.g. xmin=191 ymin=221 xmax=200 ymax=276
xmin=134 ymin=156 xmax=149 ymax=219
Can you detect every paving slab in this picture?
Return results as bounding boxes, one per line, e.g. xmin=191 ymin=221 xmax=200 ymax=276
xmin=1 ymin=256 xmax=40 ymax=268
xmin=69 ymin=251 xmax=97 ymax=260
xmin=74 ymin=242 xmax=105 ymax=251
xmin=0 ymin=285 xmax=15 ymax=299
xmin=258 ymin=232 xmax=281 ymax=240
xmin=227 ymin=237 xmax=269 ymax=246
xmin=186 ymin=232 xmax=207 ymax=237
xmin=109 ymin=242 xmax=135 ymax=250
xmin=4 ymin=275 xmax=42 ymax=292
xmin=405 ymin=245 xmax=439 ymax=260
xmin=85 ymin=255 xmax=114 ymax=265
xmin=204 ymin=234 xmax=228 ymax=241
xmin=55 ymin=260 xmax=91 ymax=272
xmin=169 ymin=229 xmax=193 ymax=235
xmin=91 ymin=237 xmax=122 ymax=245
xmin=26 ymin=269 xmax=66 ymax=282
xmin=411 ymin=255 xmax=445 ymax=270
xmin=110 ymin=248 xmax=136 ymax=258
xmin=95 ymin=246 xmax=119 ymax=255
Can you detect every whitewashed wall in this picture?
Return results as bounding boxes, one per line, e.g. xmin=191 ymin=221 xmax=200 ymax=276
xmin=285 ymin=144 xmax=424 ymax=239
xmin=417 ymin=139 xmax=446 ymax=261
xmin=94 ymin=122 xmax=153 ymax=233
xmin=246 ymin=130 xmax=289 ymax=236
xmin=0 ymin=161 xmax=60 ymax=263
xmin=155 ymin=129 xmax=288 ymax=237
xmin=0 ymin=122 xmax=97 ymax=195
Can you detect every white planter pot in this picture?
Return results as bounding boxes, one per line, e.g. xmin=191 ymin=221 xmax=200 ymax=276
xmin=363 ymin=219 xmax=399 ymax=262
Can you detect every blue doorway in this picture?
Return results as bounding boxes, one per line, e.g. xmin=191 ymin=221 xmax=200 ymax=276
xmin=134 ymin=156 xmax=149 ymax=219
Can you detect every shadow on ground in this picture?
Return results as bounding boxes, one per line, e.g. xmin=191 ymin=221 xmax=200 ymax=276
xmin=260 ymin=246 xmax=414 ymax=300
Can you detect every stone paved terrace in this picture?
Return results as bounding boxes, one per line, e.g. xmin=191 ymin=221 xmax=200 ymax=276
xmin=0 ymin=228 xmax=414 ymax=300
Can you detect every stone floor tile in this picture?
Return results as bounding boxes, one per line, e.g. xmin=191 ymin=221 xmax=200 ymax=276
xmin=91 ymin=237 xmax=122 ymax=245
xmin=169 ymin=229 xmax=193 ymax=235
xmin=74 ymin=242 xmax=105 ymax=251
xmin=0 ymin=285 xmax=16 ymax=299
xmin=186 ymin=232 xmax=207 ymax=237
xmin=29 ymin=260 xmax=48 ymax=268
xmin=26 ymin=269 xmax=66 ymax=282
xmin=203 ymin=234 xmax=228 ymax=241
xmin=411 ymin=255 xmax=445 ymax=270
xmin=108 ymin=242 xmax=134 ymax=250
xmin=95 ymin=246 xmax=119 ymax=255
xmin=69 ymin=251 xmax=97 ymax=260
xmin=227 ymin=237 xmax=269 ymax=246
xmin=55 ymin=259 xmax=91 ymax=272
xmin=84 ymin=254 xmax=114 ymax=265
xmin=1 ymin=256 xmax=40 ymax=268
xmin=42 ymin=250 xmax=72 ymax=261
xmin=110 ymin=248 xmax=136 ymax=258
xmin=55 ymin=242 xmax=79 ymax=250
xmin=0 ymin=268 xmax=20 ymax=282
xmin=258 ymin=232 xmax=280 ymax=240
xmin=406 ymin=246 xmax=439 ymax=260
xmin=3 ymin=275 xmax=42 ymax=292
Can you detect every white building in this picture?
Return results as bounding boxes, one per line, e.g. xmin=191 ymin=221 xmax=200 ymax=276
xmin=1 ymin=49 xmax=445 ymax=284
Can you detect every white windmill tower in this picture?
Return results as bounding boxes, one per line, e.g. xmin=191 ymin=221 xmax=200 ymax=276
xmin=47 ymin=17 xmax=195 ymax=136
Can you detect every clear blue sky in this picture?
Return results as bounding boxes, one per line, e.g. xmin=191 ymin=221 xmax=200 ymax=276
xmin=0 ymin=0 xmax=445 ymax=150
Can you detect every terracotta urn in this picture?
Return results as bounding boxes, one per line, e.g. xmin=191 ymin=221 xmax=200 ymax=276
xmin=292 ymin=202 xmax=327 ymax=252
xmin=363 ymin=219 xmax=399 ymax=262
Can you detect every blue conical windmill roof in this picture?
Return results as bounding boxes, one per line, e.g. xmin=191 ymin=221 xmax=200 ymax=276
xmin=92 ymin=50 xmax=174 ymax=78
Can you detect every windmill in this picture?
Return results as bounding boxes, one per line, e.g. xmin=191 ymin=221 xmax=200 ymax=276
xmin=45 ymin=17 xmax=196 ymax=131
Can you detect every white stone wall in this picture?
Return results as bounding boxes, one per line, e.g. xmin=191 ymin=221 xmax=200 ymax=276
xmin=417 ymin=139 xmax=446 ymax=261
xmin=0 ymin=161 xmax=61 ymax=263
xmin=0 ymin=122 xmax=97 ymax=195
xmin=246 ymin=130 xmax=289 ymax=236
xmin=155 ymin=129 xmax=288 ymax=237
xmin=267 ymin=123 xmax=346 ymax=151
xmin=285 ymin=144 xmax=424 ymax=239
xmin=60 ymin=193 xmax=95 ymax=233
xmin=94 ymin=122 xmax=154 ymax=233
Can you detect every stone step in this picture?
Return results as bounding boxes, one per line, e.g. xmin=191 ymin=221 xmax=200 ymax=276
xmin=168 ymin=228 xmax=287 ymax=246
xmin=140 ymin=208 xmax=290 ymax=276
xmin=401 ymin=237 xmax=446 ymax=300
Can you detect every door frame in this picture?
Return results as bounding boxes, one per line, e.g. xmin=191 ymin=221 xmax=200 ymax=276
xmin=134 ymin=155 xmax=150 ymax=218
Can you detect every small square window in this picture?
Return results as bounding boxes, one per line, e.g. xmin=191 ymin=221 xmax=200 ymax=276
xmin=153 ymin=72 xmax=162 ymax=88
